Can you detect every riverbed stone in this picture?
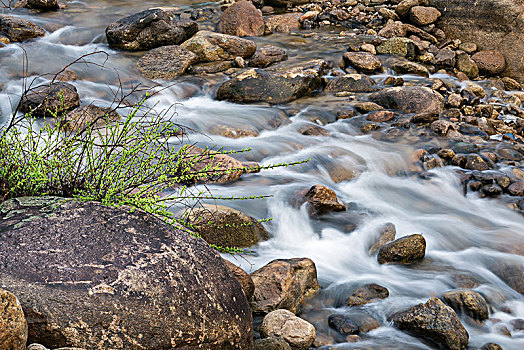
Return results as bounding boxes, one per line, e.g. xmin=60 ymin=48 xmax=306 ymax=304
xmin=0 ymin=289 xmax=28 ymax=350
xmin=182 ymin=30 xmax=256 ymax=62
xmin=137 ymin=45 xmax=198 ymax=79
xmin=224 ymin=260 xmax=255 ymax=300
xmin=369 ymin=222 xmax=396 ymax=254
xmin=376 ymin=38 xmax=416 ymax=59
xmin=347 ymin=283 xmax=389 ymax=306
xmin=325 ymin=74 xmax=377 ymax=93
xmin=328 ymin=314 xmax=359 ymax=335
xmin=260 ymin=309 xmax=316 ymax=349
xmin=19 ymin=82 xmax=80 ymax=117
xmin=409 ymin=6 xmax=441 ymax=26
xmin=392 ymin=297 xmax=469 ymax=350
xmin=471 ymin=50 xmax=506 ymax=76
xmin=343 ymin=52 xmax=382 ymax=73
xmin=378 ymin=21 xmax=407 ymax=38
xmin=304 ymin=184 xmax=345 ymax=216
xmin=388 ymin=57 xmax=429 ymax=77
xmin=254 ymin=337 xmax=291 ymax=350
xmin=264 ymin=13 xmax=301 ymax=34
xmin=26 ymin=0 xmax=59 ymax=10
xmin=250 ymin=258 xmax=319 ymax=314
xmin=188 ymin=61 xmax=233 ymax=75
xmin=508 ymin=182 xmax=524 ymax=196
xmin=491 ymin=261 xmax=524 ymax=294
xmin=0 ymin=15 xmax=45 ymax=43
xmin=455 ymin=52 xmax=479 ymax=79
xmin=377 ymin=234 xmax=426 ymax=264
xmin=442 ymin=289 xmax=489 ymax=321
xmin=480 ymin=344 xmax=503 ymax=350
xmin=366 ymin=110 xmax=395 ymax=122
xmin=0 ymin=197 xmax=253 ymax=349
xmin=396 ymin=0 xmax=428 ymax=17
xmin=249 ymin=45 xmax=287 ymax=68
xmin=218 ymin=1 xmax=264 ymax=37
xmin=369 ymin=86 xmax=444 ymax=115
xmin=60 ymin=105 xmax=120 ymax=131
xmin=106 ymin=9 xmax=198 ymax=50
xmin=183 ymin=204 xmax=269 ymax=248
xmin=216 ymin=59 xmax=328 ymax=104
xmin=435 ymin=47 xmax=456 ymax=67
xmin=464 ymin=154 xmax=489 ymax=171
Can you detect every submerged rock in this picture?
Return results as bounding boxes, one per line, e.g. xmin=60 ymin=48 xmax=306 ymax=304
xmin=251 ymin=258 xmax=319 ymax=314
xmin=260 ymin=309 xmax=316 ymax=350
xmin=18 ymin=82 xmax=80 ymax=117
xmin=216 ymin=59 xmax=328 ymax=104
xmin=0 ymin=197 xmax=253 ymax=349
xmin=442 ymin=289 xmax=489 ymax=321
xmin=0 ymin=15 xmax=45 ymax=43
xmin=328 ymin=314 xmax=359 ymax=335
xmin=183 ymin=204 xmax=269 ymax=248
xmin=392 ymin=297 xmax=469 ymax=350
xmin=377 ymin=234 xmax=426 ymax=264
xmin=0 ymin=289 xmax=28 ymax=350
xmin=106 ymin=9 xmax=198 ymax=51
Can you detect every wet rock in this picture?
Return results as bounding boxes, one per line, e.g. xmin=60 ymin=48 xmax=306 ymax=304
xmin=26 ymin=0 xmax=59 ymax=10
xmin=60 ymin=105 xmax=119 ymax=131
xmin=218 ymin=1 xmax=264 ymax=37
xmin=454 ymin=274 xmax=479 ymax=289
xmin=409 ymin=6 xmax=441 ymax=26
xmin=182 ymin=30 xmax=256 ymax=62
xmin=106 ymin=9 xmax=198 ymax=50
xmin=471 ymin=50 xmax=506 ymax=76
xmin=249 ymin=45 xmax=287 ymax=68
xmin=328 ymin=314 xmax=359 ymax=335
xmin=137 ymin=45 xmax=198 ymax=79
xmin=352 ymin=313 xmax=380 ymax=333
xmin=224 ymin=260 xmax=255 ymax=300
xmin=502 ymin=77 xmax=522 ymax=91
xmin=480 ymin=343 xmax=503 ymax=350
xmin=343 ymin=52 xmax=382 ymax=74
xmin=366 ymin=110 xmax=395 ymax=123
xmin=369 ymin=86 xmax=444 ymax=115
xmin=396 ymin=0 xmax=428 ymax=17
xmin=216 ymin=59 xmax=328 ymax=104
xmin=442 ymin=289 xmax=489 ymax=321
xmin=431 ymin=119 xmax=457 ymax=136
xmin=0 ymin=15 xmax=45 ymax=43
xmin=56 ymin=69 xmax=78 ymax=82
xmin=305 ymin=184 xmax=345 ymax=216
xmin=377 ymin=234 xmax=426 ymax=264
xmin=212 ymin=124 xmax=258 ymax=138
xmin=388 ymin=57 xmax=429 ymax=77
xmin=178 ymin=145 xmax=255 ymax=184
xmin=392 ymin=297 xmax=469 ymax=350
xmin=369 ymin=222 xmax=396 ymax=255
xmin=19 ymin=82 xmax=80 ymax=117
xmin=464 ymin=154 xmax=489 ymax=171
xmin=455 ymin=52 xmax=479 ymax=78
xmin=188 ymin=61 xmax=233 ymax=75
xmin=376 ymin=37 xmax=416 ymax=59
xmin=325 ymin=74 xmax=377 ymax=93
xmin=347 ymin=283 xmax=389 ymax=306
xmin=378 ymin=21 xmax=407 ymax=38
xmin=435 ymin=47 xmax=456 ymax=67
xmin=508 ymin=182 xmax=524 ymax=196
xmin=250 ymin=258 xmax=319 ymax=314
xmin=183 ymin=204 xmax=269 ymax=248
xmin=0 ymin=197 xmax=253 ymax=349
xmin=480 ymin=184 xmax=502 ymax=197
xmin=297 ymin=123 xmax=330 ymax=136
xmin=254 ymin=337 xmax=291 ymax=350
xmin=491 ymin=261 xmax=524 ymax=294
xmin=264 ymin=13 xmax=301 ymax=34
xmin=0 ymin=289 xmax=28 ymax=350
xmin=354 ymin=101 xmax=384 ymax=113
xmin=260 ymin=309 xmax=316 ymax=350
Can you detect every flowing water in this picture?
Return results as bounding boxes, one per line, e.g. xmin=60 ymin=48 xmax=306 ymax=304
xmin=1 ymin=1 xmax=523 ymax=349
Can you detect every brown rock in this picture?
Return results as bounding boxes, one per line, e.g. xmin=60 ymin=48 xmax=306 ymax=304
xmin=181 ymin=30 xmax=256 ymax=62
xmin=442 ymin=289 xmax=489 ymax=321
xmin=188 ymin=61 xmax=233 ymax=75
xmin=343 ymin=52 xmax=382 ymax=74
xmin=369 ymin=222 xmax=396 ymax=255
xmin=396 ymin=0 xmax=428 ymax=17
xmin=249 ymin=45 xmax=287 ymax=68
xmin=305 ymin=184 xmax=345 ymax=216
xmin=366 ymin=110 xmax=395 ymax=122
xmin=260 ymin=309 xmax=316 ymax=350
xmin=18 ymin=82 xmax=80 ymax=117
xmin=250 ymin=258 xmax=320 ymax=314
xmin=369 ymin=86 xmax=444 ymax=115
xmin=218 ymin=1 xmax=264 ymax=37
xmin=388 ymin=57 xmax=429 ymax=77
xmin=378 ymin=21 xmax=407 ymax=38
xmin=471 ymin=50 xmax=506 ymax=75
xmin=481 ymin=343 xmax=503 ymax=350
xmin=392 ymin=297 xmax=469 ymax=350
xmin=508 ymin=182 xmax=524 ymax=196
xmin=264 ymin=13 xmax=301 ymax=34
xmin=254 ymin=337 xmax=291 ymax=350
xmin=0 ymin=289 xmax=28 ymax=350
xmin=464 ymin=154 xmax=489 ymax=171
xmin=455 ymin=52 xmax=479 ymax=78
xmin=224 ymin=259 xmax=255 ymax=300
xmin=0 ymin=15 xmax=45 ymax=43
xmin=377 ymin=234 xmax=426 ymax=264
xmin=137 ymin=45 xmax=198 ymax=79
xmin=297 ymin=123 xmax=330 ymax=136
xmin=26 ymin=0 xmax=59 ymax=10
xmin=347 ymin=283 xmax=389 ymax=306
xmin=409 ymin=6 xmax=441 ymax=26
xmin=325 ymin=74 xmax=377 ymax=93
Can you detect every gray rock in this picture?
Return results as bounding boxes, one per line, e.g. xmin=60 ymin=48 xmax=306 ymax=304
xmin=343 ymin=52 xmax=382 ymax=73
xmin=137 ymin=45 xmax=198 ymax=79
xmin=0 ymin=197 xmax=253 ymax=349
xmin=325 ymin=74 xmax=377 ymax=93
xmin=369 ymin=222 xmax=397 ymax=254
xmin=106 ymin=9 xmax=198 ymax=51
xmin=328 ymin=314 xmax=359 ymax=335
xmin=182 ymin=30 xmax=256 ymax=62
xmin=347 ymin=283 xmax=390 ymax=306
xmin=388 ymin=57 xmax=429 ymax=77
xmin=369 ymin=86 xmax=444 ymax=115
xmin=0 ymin=15 xmax=45 ymax=43
xmin=249 ymin=45 xmax=288 ymax=68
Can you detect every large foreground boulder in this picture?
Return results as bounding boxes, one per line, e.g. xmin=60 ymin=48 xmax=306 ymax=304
xmin=431 ymin=0 xmax=524 ymax=82
xmin=250 ymin=258 xmax=319 ymax=314
xmin=0 ymin=197 xmax=253 ymax=349
xmin=392 ymin=297 xmax=469 ymax=350
xmin=216 ymin=59 xmax=328 ymax=104
xmin=0 ymin=15 xmax=45 ymax=43
xmin=0 ymin=289 xmax=28 ymax=350
xmin=106 ymin=9 xmax=198 ymax=50
xmin=369 ymin=86 xmax=443 ymax=115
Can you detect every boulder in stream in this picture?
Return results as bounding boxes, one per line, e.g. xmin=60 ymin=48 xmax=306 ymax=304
xmin=137 ymin=45 xmax=198 ymax=79
xmin=392 ymin=297 xmax=469 ymax=350
xmin=369 ymin=222 xmax=396 ymax=254
xmin=442 ymin=289 xmax=489 ymax=321
xmin=343 ymin=52 xmax=382 ymax=74
xmin=217 ymin=1 xmax=264 ymax=37
xmin=347 ymin=283 xmax=390 ymax=306
xmin=377 ymin=234 xmax=426 ymax=264
xmin=25 ymin=0 xmax=60 ymax=10
xmin=260 ymin=309 xmax=316 ymax=350
xmin=250 ymin=258 xmax=319 ymax=314
xmin=18 ymin=82 xmax=80 ymax=117
xmin=0 ymin=288 xmax=28 ymax=350
xmin=181 ymin=30 xmax=256 ymax=62
xmin=0 ymin=196 xmax=253 ymax=349
xmin=369 ymin=86 xmax=444 ymax=115
xmin=249 ymin=45 xmax=288 ymax=68
xmin=0 ymin=15 xmax=45 ymax=43
xmin=106 ymin=9 xmax=198 ymax=51
xmin=304 ymin=184 xmax=345 ymax=216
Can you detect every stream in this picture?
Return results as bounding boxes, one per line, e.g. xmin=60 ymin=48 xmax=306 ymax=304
xmin=1 ymin=1 xmax=523 ymax=349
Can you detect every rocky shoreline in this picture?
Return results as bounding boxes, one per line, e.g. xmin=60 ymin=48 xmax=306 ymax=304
xmin=1 ymin=0 xmax=524 ymax=349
